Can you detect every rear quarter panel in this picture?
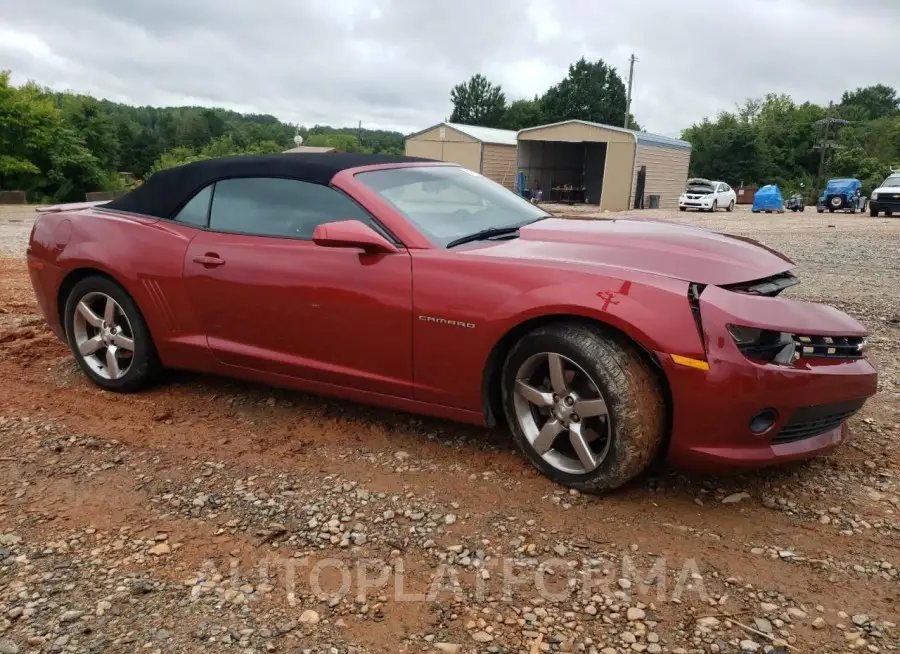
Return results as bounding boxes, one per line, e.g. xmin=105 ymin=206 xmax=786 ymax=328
xmin=410 ymin=249 xmax=706 ymax=411
xmin=30 ymin=208 xmax=216 ymax=370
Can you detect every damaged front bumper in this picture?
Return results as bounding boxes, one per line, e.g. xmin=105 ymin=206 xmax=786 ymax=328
xmin=660 ymin=284 xmax=878 ymax=471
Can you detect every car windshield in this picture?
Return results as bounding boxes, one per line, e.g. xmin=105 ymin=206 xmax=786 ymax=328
xmin=881 ymin=176 xmax=900 ymax=187
xmin=355 ymin=166 xmax=550 ymax=247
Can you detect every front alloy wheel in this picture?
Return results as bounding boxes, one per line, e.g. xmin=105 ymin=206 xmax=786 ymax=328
xmin=502 ymin=322 xmax=665 ymax=493
xmin=513 ymin=352 xmax=611 ymax=474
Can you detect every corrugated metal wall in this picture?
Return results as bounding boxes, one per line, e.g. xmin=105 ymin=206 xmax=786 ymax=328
xmin=630 ymin=145 xmax=691 ymax=209
xmin=602 ymin=142 xmax=637 ymax=212
xmin=404 ymin=125 xmax=483 ymax=174
xmin=480 ymin=144 xmax=517 ymax=189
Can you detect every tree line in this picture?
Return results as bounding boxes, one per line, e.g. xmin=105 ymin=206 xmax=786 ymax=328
xmin=0 ymin=70 xmax=404 ymax=202
xmin=682 ymin=84 xmax=900 ymax=196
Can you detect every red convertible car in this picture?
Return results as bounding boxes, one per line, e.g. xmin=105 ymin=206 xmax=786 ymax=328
xmin=26 ymin=153 xmax=878 ymax=492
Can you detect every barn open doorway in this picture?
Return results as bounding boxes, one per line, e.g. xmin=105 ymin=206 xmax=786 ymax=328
xmin=516 ymin=140 xmax=607 ymax=206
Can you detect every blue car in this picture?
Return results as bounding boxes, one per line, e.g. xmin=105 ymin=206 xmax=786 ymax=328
xmin=751 ymin=184 xmax=785 ymax=213
xmin=816 ymin=178 xmax=863 ymax=213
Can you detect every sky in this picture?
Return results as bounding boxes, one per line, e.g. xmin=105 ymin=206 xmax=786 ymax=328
xmin=1 ymin=0 xmax=898 ymax=138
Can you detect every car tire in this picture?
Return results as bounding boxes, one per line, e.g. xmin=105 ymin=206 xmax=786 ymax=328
xmin=679 ymin=207 xmax=686 ymax=212
xmin=869 ymin=207 xmax=878 ymax=217
xmin=63 ymin=275 xmax=161 ymax=393
xmin=887 ymin=211 xmax=894 ymax=217
xmin=710 ymin=200 xmax=718 ymax=212
xmin=726 ymin=200 xmax=734 ymax=212
xmin=501 ymin=322 xmax=665 ymax=493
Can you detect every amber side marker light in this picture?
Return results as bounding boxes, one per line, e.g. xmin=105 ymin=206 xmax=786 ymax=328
xmin=671 ymin=354 xmax=710 ymax=371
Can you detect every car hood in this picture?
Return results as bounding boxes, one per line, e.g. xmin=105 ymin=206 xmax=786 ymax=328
xmin=468 ymin=217 xmax=794 ymax=286
xmin=873 ymin=185 xmax=900 ymax=195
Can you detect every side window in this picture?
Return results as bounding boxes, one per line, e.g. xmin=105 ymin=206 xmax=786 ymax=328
xmin=208 ymin=177 xmax=372 ymax=240
xmin=172 ymin=184 xmax=213 ymax=227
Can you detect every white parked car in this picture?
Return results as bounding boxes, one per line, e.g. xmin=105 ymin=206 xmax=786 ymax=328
xmin=869 ymin=172 xmax=900 ymax=217
xmin=678 ymin=178 xmax=737 ymax=212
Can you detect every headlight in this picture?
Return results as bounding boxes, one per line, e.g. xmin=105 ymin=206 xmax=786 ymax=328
xmin=727 ymin=325 xmax=797 ymax=365
xmin=871 ymin=192 xmax=878 ymax=200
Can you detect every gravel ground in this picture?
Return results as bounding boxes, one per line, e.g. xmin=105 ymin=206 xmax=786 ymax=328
xmin=0 ymin=204 xmax=897 ymax=653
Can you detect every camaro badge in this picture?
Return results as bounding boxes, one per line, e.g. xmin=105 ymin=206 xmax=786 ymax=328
xmin=418 ymin=315 xmax=475 ymax=329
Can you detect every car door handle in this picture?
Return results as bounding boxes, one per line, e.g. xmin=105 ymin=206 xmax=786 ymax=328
xmin=192 ymin=254 xmax=225 ymax=267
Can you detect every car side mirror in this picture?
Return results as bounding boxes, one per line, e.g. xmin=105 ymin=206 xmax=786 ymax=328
xmin=312 ymin=220 xmax=399 ymax=254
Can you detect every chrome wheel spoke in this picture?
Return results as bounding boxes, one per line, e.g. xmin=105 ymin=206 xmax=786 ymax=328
xmin=515 ymin=380 xmax=553 ymax=407
xmin=79 ymin=334 xmax=103 ymax=356
xmin=547 ymin=353 xmax=568 ymax=394
xmin=105 ymin=345 xmax=121 ymax=379
xmin=574 ymin=397 xmax=607 ymax=419
xmin=76 ymin=301 xmax=103 ymax=328
xmin=103 ymin=296 xmax=117 ymax=324
xmin=532 ymin=418 xmax=564 ymax=455
xmin=569 ymin=423 xmax=600 ymax=472
xmin=112 ymin=332 xmax=134 ymax=352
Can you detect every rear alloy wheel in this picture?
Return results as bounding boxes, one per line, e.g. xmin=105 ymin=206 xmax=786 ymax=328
xmin=502 ymin=323 xmax=665 ymax=492
xmin=64 ymin=276 xmax=160 ymax=392
xmin=726 ymin=200 xmax=735 ymax=212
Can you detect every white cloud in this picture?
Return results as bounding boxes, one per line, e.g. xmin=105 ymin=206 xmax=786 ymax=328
xmin=0 ymin=0 xmax=898 ymax=137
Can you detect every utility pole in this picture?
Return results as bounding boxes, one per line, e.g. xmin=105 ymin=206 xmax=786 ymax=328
xmin=624 ymin=53 xmax=637 ymax=130
xmin=814 ymin=115 xmax=849 ymax=202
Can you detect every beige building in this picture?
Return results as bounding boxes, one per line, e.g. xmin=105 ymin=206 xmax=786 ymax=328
xmin=404 ymin=122 xmax=518 ymax=189
xmin=517 ymin=120 xmax=692 ymax=211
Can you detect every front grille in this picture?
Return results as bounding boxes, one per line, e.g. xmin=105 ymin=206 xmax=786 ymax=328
xmin=773 ymin=399 xmax=865 ymax=444
xmin=793 ymin=334 xmax=865 ymax=359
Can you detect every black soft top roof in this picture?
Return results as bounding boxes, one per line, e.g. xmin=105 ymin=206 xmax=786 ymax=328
xmin=104 ymin=152 xmax=434 ymax=219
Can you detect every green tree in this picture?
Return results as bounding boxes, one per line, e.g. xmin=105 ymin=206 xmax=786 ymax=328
xmin=839 ymin=84 xmax=900 ymax=121
xmin=449 ymin=74 xmax=508 ymax=127
xmin=682 ymin=113 xmax=769 ymax=185
xmin=305 ymin=133 xmax=370 ymax=153
xmin=0 ymin=72 xmax=56 ymax=188
xmin=57 ymin=94 xmax=120 ymax=171
xmin=539 ymin=58 xmax=636 ymax=129
xmin=501 ymin=98 xmax=544 ymax=130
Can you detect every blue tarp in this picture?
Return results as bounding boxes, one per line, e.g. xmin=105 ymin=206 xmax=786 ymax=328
xmin=823 ymin=178 xmax=861 ymax=195
xmin=752 ymin=184 xmax=784 ymax=211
